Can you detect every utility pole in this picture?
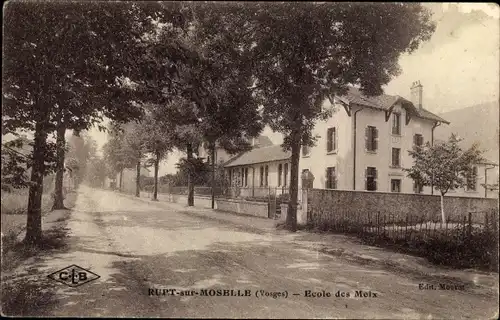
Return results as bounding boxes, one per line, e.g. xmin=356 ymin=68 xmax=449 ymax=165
xmin=484 ymin=164 xmax=498 ymax=198
xmin=211 ymin=143 xmax=216 ymax=209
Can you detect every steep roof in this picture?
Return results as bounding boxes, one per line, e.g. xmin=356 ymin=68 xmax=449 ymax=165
xmin=338 ymin=87 xmax=449 ymax=124
xmin=224 ymin=145 xmax=291 ymax=167
xmin=253 ymin=135 xmax=273 ymax=147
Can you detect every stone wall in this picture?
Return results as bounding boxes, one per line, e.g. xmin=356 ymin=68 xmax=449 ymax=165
xmin=216 ymin=198 xmax=269 ymax=218
xmin=307 ymin=189 xmax=498 ymax=225
xmin=149 ymin=192 xmax=269 ymax=218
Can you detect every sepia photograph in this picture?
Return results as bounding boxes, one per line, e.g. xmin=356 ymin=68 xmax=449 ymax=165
xmin=1 ymin=1 xmax=499 ymax=318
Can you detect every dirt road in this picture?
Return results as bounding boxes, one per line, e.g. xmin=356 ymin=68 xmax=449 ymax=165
xmin=2 ymin=186 xmax=498 ymax=319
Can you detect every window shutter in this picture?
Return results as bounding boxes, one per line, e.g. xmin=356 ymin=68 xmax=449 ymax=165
xmin=413 ymin=134 xmax=418 ymax=146
xmin=265 ymin=165 xmax=269 ymax=186
xmin=374 ymin=168 xmax=378 ymax=179
xmin=374 ymin=180 xmax=377 ymax=191
xmin=325 ymin=168 xmax=330 ymax=188
xmin=327 ymin=128 xmax=332 ymax=152
xmin=365 ymin=127 xmax=370 ymax=150
xmin=364 ymin=168 xmax=368 ymax=190
xmin=333 ymin=167 xmax=337 ymax=189
xmin=278 ymin=164 xmax=282 ymax=187
xmin=334 ymin=127 xmax=338 ymax=151
xmin=260 ymin=167 xmax=264 ymax=187
xmin=373 ymin=128 xmax=379 ymax=151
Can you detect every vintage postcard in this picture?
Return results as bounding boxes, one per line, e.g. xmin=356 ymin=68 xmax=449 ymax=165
xmin=2 ymin=1 xmax=499 ymax=318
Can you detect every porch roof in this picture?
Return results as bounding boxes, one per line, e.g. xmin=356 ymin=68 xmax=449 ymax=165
xmin=224 ymin=145 xmax=291 ymax=167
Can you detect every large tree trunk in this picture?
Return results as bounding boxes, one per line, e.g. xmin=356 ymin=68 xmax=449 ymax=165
xmin=25 ymin=121 xmax=48 ymax=245
xmin=52 ymin=123 xmax=67 ymax=210
xmin=135 ymin=160 xmax=141 ymax=197
xmin=153 ymin=152 xmax=159 ymax=201
xmin=440 ymin=193 xmax=446 ymax=224
xmin=286 ymin=128 xmax=301 ymax=232
xmin=187 ymin=143 xmax=194 ymax=206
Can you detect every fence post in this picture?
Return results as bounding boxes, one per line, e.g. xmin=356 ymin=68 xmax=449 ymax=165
xmin=376 ymin=212 xmax=380 ymax=236
xmin=302 ymin=188 xmax=308 ymax=225
xmin=492 ymin=210 xmax=499 ymax=271
xmin=405 ymin=215 xmax=408 ymax=241
xmin=462 ymin=215 xmax=467 ymax=242
xmin=468 ymin=212 xmax=472 ymax=238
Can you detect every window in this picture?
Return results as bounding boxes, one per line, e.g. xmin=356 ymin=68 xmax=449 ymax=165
xmin=414 ymin=134 xmax=424 ymax=147
xmin=260 ymin=166 xmax=264 ymax=187
xmin=326 ymin=167 xmax=337 ymax=189
xmin=391 ymin=148 xmax=401 ymax=167
xmin=327 ymin=127 xmax=337 ymax=153
xmin=244 ymin=168 xmax=248 ymax=187
xmin=229 ymin=170 xmax=233 ymax=186
xmin=240 ymin=168 xmax=244 ymax=187
xmin=284 ymin=163 xmax=288 ymax=187
xmin=413 ymin=179 xmax=423 ymax=194
xmin=264 ymin=165 xmax=269 ymax=186
xmin=302 ymin=145 xmax=310 ymax=157
xmin=365 ymin=167 xmax=377 ymax=191
xmin=278 ymin=164 xmax=283 ymax=187
xmin=392 ymin=113 xmax=401 ymax=135
xmin=302 ymin=169 xmax=314 ymax=189
xmin=466 ymin=166 xmax=478 ymax=191
xmin=365 ymin=126 xmax=378 ymax=152
xmin=391 ymin=179 xmax=401 ymax=192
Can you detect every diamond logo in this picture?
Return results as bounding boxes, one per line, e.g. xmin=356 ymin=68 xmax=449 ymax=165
xmin=47 ymin=264 xmax=100 ymax=287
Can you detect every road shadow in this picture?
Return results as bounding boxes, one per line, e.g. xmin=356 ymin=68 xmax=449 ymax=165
xmin=1 ymin=193 xmax=78 ymax=316
xmin=11 ymin=235 xmax=498 ymax=319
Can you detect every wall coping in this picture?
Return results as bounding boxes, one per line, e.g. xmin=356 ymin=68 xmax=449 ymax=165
xmin=165 ymin=193 xmax=270 ymax=205
xmin=216 ymin=197 xmax=268 ymax=206
xmin=169 ymin=194 xmax=212 ymax=200
xmin=309 ymin=188 xmax=498 ymax=202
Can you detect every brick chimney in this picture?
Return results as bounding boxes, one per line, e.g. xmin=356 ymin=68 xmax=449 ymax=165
xmin=410 ymin=81 xmax=423 ymax=110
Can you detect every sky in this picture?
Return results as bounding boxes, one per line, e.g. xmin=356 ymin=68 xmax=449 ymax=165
xmin=86 ymin=3 xmax=500 ymax=175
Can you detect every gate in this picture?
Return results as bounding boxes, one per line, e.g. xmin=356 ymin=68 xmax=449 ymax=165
xmin=268 ymin=187 xmax=292 ymax=220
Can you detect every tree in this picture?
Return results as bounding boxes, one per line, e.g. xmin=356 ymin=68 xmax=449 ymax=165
xmin=405 ymin=134 xmax=484 ymax=223
xmin=120 ymin=121 xmax=148 ymax=197
xmin=85 ymin=156 xmax=107 ymax=188
xmin=136 ymin=108 xmax=175 ymax=201
xmin=136 ymin=3 xmax=264 ymax=206
xmin=245 ymin=2 xmax=436 ymax=231
xmin=175 ymin=157 xmax=211 ymax=186
xmin=1 ymin=136 xmax=33 ymax=191
xmin=103 ymin=123 xmax=138 ymax=192
xmin=3 ymin=1 xmax=159 ymax=244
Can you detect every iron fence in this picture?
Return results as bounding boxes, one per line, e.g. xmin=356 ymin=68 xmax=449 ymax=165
xmin=308 ymin=207 xmax=499 ymax=271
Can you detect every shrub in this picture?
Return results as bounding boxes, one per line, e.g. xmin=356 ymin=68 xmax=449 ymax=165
xmin=1 ymin=189 xmax=53 ymax=215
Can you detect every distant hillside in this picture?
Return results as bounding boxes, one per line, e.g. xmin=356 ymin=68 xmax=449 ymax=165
xmin=434 ymin=101 xmax=499 ymax=164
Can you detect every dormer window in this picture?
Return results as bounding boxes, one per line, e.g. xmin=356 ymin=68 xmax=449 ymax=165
xmin=392 ymin=113 xmax=401 ymax=135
